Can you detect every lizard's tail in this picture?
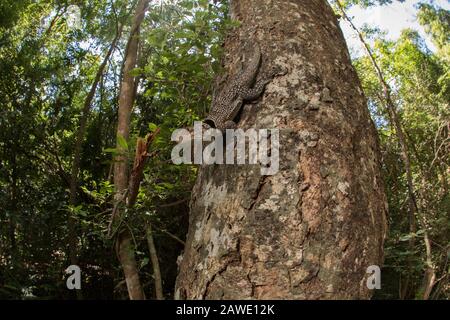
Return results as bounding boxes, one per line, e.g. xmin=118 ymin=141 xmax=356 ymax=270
xmin=240 ymin=43 xmax=262 ymax=87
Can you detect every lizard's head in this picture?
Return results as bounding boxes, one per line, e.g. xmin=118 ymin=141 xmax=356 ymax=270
xmin=204 ymin=119 xmax=216 ymax=129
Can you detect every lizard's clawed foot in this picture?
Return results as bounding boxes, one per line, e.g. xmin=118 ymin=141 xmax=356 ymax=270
xmin=270 ymin=66 xmax=289 ymax=77
xmin=223 ymin=121 xmax=237 ymax=130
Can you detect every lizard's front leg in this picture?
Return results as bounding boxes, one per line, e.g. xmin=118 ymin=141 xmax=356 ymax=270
xmin=223 ymin=120 xmax=237 ymax=130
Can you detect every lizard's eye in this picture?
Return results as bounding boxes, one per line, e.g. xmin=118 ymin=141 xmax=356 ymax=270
xmin=204 ymin=119 xmax=216 ymax=129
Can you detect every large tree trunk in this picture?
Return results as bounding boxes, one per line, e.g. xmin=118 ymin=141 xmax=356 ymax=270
xmin=113 ymin=0 xmax=150 ymax=300
xmin=175 ymin=0 xmax=387 ymax=300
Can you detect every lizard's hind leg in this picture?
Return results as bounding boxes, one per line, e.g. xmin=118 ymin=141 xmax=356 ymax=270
xmin=242 ymin=78 xmax=271 ymax=101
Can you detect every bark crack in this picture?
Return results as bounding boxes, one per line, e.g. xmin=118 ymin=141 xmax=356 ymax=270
xmin=201 ymin=263 xmax=229 ymax=299
xmin=248 ymin=175 xmax=270 ymax=211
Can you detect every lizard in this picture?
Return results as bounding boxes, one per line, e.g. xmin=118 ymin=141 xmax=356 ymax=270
xmin=204 ymin=44 xmax=273 ymax=131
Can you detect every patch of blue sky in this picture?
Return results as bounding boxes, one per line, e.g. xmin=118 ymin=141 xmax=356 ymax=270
xmin=340 ymin=0 xmax=450 ymax=57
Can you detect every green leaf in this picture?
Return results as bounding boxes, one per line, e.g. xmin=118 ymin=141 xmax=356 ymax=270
xmin=161 ymin=56 xmax=169 ymax=65
xmin=129 ymin=67 xmax=142 ymax=77
xmin=140 ymin=257 xmax=150 ymax=269
xmin=399 ymin=234 xmax=414 ymax=242
xmin=103 ymin=148 xmax=118 ymax=154
xmin=117 ymin=134 xmax=128 ymax=150
xmin=148 ymin=123 xmax=158 ymax=132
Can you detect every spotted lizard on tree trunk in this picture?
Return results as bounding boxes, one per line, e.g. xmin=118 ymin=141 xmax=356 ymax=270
xmin=204 ymin=44 xmax=278 ymax=130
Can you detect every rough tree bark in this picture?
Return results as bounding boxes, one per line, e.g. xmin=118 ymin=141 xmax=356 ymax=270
xmin=113 ymin=0 xmax=150 ymax=300
xmin=175 ymin=0 xmax=387 ymax=299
